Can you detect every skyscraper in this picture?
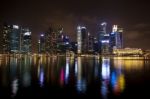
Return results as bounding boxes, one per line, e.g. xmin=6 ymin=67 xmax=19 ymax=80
xmin=38 ymin=34 xmax=45 ymax=53
xmin=98 ymin=22 xmax=110 ymax=55
xmin=9 ymin=25 xmax=21 ymax=53
xmin=77 ymin=26 xmax=82 ymax=54
xmin=81 ymin=26 xmax=87 ymax=53
xmin=1 ymin=24 xmax=32 ymax=54
xmin=87 ymin=33 xmax=94 ymax=53
xmin=45 ymin=26 xmax=62 ymax=54
xmin=21 ymin=28 xmax=32 ymax=53
xmin=77 ymin=26 xmax=87 ymax=54
xmin=1 ymin=24 xmax=11 ymax=54
xmin=110 ymin=25 xmax=123 ymax=53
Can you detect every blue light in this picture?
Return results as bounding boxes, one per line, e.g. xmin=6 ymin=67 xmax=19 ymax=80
xmin=65 ymin=42 xmax=69 ymax=45
xmin=111 ymin=71 xmax=117 ymax=88
xmin=111 ymin=32 xmax=115 ymax=35
xmin=101 ymin=40 xmax=109 ymax=43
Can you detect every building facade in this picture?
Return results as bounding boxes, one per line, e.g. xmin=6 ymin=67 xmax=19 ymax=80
xmin=98 ymin=22 xmax=110 ymax=55
xmin=1 ymin=24 xmax=32 ymax=54
xmin=110 ymin=25 xmax=123 ymax=53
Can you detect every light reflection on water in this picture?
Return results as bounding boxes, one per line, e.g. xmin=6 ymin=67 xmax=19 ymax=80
xmin=0 ymin=55 xmax=149 ymax=98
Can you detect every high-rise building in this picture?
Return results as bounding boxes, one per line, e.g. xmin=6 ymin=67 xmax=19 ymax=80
xmin=21 ymin=28 xmax=32 ymax=53
xmin=1 ymin=24 xmax=11 ymax=54
xmin=1 ymin=24 xmax=32 ymax=54
xmin=45 ymin=26 xmax=62 ymax=54
xmin=81 ymin=26 xmax=87 ymax=53
xmin=9 ymin=25 xmax=21 ymax=53
xmin=38 ymin=34 xmax=45 ymax=53
xmin=77 ymin=26 xmax=82 ymax=54
xmin=87 ymin=33 xmax=94 ymax=53
xmin=110 ymin=25 xmax=123 ymax=53
xmin=77 ymin=26 xmax=87 ymax=54
xmin=98 ymin=22 xmax=110 ymax=55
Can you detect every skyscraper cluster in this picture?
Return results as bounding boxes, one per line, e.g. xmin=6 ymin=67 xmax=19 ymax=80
xmin=77 ymin=22 xmax=123 ymax=55
xmin=1 ymin=23 xmax=31 ymax=54
xmin=38 ymin=25 xmax=70 ymax=54
xmin=0 ymin=22 xmax=123 ymax=55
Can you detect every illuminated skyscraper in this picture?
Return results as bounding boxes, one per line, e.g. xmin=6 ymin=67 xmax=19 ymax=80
xmin=1 ymin=24 xmax=11 ymax=54
xmin=98 ymin=22 xmax=110 ymax=54
xmin=21 ymin=28 xmax=32 ymax=53
xmin=87 ymin=33 xmax=94 ymax=53
xmin=81 ymin=26 xmax=87 ymax=53
xmin=110 ymin=25 xmax=123 ymax=53
xmin=77 ymin=26 xmax=82 ymax=54
xmin=9 ymin=25 xmax=21 ymax=53
xmin=1 ymin=24 xmax=32 ymax=54
xmin=45 ymin=26 xmax=62 ymax=54
xmin=77 ymin=26 xmax=87 ymax=54
xmin=38 ymin=34 xmax=45 ymax=53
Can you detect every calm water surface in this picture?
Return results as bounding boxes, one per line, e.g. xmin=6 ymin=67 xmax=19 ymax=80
xmin=0 ymin=55 xmax=150 ymax=98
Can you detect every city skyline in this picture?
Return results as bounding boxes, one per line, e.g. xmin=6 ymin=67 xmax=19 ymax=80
xmin=0 ymin=0 xmax=150 ymax=51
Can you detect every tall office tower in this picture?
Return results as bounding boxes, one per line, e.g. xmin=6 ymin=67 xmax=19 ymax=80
xmin=77 ymin=26 xmax=87 ymax=54
xmin=98 ymin=22 xmax=110 ymax=55
xmin=110 ymin=25 xmax=123 ymax=53
xmin=81 ymin=26 xmax=87 ymax=54
xmin=38 ymin=34 xmax=45 ymax=53
xmin=77 ymin=26 xmax=82 ymax=54
xmin=1 ymin=23 xmax=32 ymax=54
xmin=21 ymin=28 xmax=32 ymax=53
xmin=116 ymin=27 xmax=123 ymax=49
xmin=45 ymin=26 xmax=62 ymax=54
xmin=87 ymin=33 xmax=94 ymax=53
xmin=93 ymin=37 xmax=99 ymax=53
xmin=9 ymin=25 xmax=21 ymax=53
xmin=1 ymin=24 xmax=11 ymax=54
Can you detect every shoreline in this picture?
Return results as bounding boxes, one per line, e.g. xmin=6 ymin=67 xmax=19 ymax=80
xmin=0 ymin=54 xmax=150 ymax=60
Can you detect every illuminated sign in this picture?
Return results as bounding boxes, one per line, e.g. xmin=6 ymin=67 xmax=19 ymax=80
xmin=113 ymin=25 xmax=118 ymax=32
xmin=101 ymin=22 xmax=107 ymax=26
xmin=101 ymin=40 xmax=109 ymax=43
xmin=40 ymin=34 xmax=44 ymax=37
xmin=13 ymin=25 xmax=19 ymax=29
xmin=24 ymin=32 xmax=31 ymax=36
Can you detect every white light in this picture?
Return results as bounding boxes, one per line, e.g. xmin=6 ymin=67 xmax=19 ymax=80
xmin=13 ymin=25 xmax=19 ymax=29
xmin=38 ymin=40 xmax=40 ymax=43
xmin=102 ymin=58 xmax=110 ymax=80
xmin=104 ymin=34 xmax=109 ymax=36
xmin=24 ymin=32 xmax=31 ymax=36
xmin=113 ymin=25 xmax=118 ymax=32
xmin=111 ymin=32 xmax=115 ymax=35
xmin=77 ymin=26 xmax=81 ymax=30
xmin=101 ymin=22 xmax=107 ymax=26
xmin=41 ymin=34 xmax=44 ymax=37
xmin=81 ymin=26 xmax=86 ymax=29
xmin=66 ymin=42 xmax=69 ymax=44
xmin=101 ymin=40 xmax=109 ymax=43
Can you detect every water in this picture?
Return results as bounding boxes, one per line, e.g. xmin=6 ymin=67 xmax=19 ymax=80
xmin=0 ymin=55 xmax=150 ymax=98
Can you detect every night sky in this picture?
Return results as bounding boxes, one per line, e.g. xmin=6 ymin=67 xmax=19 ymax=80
xmin=1 ymin=0 xmax=150 ymax=52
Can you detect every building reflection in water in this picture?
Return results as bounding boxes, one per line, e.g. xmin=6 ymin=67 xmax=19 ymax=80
xmin=1 ymin=54 xmax=149 ymax=98
xmin=111 ymin=59 xmax=125 ymax=95
xmin=38 ymin=57 xmax=45 ymax=87
xmin=76 ymin=57 xmax=86 ymax=93
xmin=65 ymin=57 xmax=70 ymax=85
xmin=101 ymin=57 xmax=110 ymax=99
xmin=10 ymin=58 xmax=18 ymax=97
xmin=101 ymin=57 xmax=126 ymax=98
xmin=94 ymin=56 xmax=99 ymax=79
xmin=11 ymin=78 xmax=18 ymax=97
xmin=21 ymin=56 xmax=31 ymax=87
xmin=113 ymin=57 xmax=144 ymax=71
